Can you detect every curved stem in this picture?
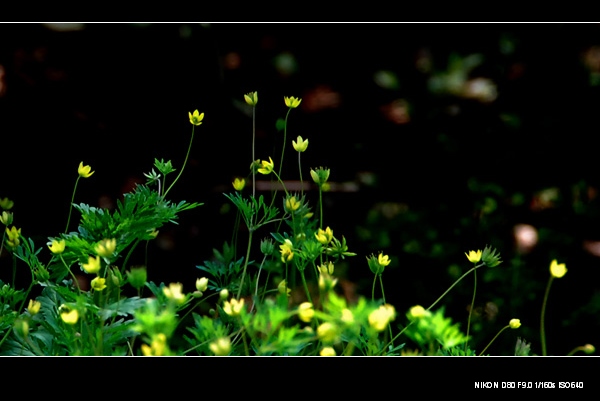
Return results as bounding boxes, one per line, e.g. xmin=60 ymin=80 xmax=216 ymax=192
xmin=252 ymin=106 xmax=256 ymax=198
xmin=371 ymin=275 xmax=377 ymax=302
xmin=479 ymin=325 xmax=509 ymax=356
xmin=540 ymin=276 xmax=554 ymax=356
xmin=298 ymin=152 xmax=304 ymax=198
xmin=300 ymin=269 xmax=312 ymax=304
xmin=465 ymin=268 xmax=477 ymax=353
xmin=65 ymin=176 xmax=81 ymax=233
xmin=278 ymin=108 xmax=292 ymax=178
xmin=163 ymin=125 xmax=195 ymax=198
xmin=236 ymin=230 xmax=254 ymax=300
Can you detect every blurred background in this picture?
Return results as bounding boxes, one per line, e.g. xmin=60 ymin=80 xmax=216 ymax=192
xmin=1 ymin=22 xmax=600 ymax=355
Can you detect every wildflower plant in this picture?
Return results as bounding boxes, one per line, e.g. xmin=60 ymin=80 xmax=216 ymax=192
xmin=0 ymin=90 xmax=592 ymax=357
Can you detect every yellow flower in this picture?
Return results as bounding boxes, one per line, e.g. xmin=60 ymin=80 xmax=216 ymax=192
xmin=320 ymin=346 xmax=336 ymax=356
xmin=0 ymin=197 xmax=14 ymax=210
xmin=317 ymin=322 xmax=338 ymax=343
xmin=465 ymin=249 xmax=482 ymax=263
xmin=48 ymin=239 xmax=66 ymax=254
xmin=28 ymin=299 xmax=41 ymax=315
xmin=209 ymin=337 xmax=232 ymax=356
xmin=509 ymin=318 xmax=521 ymax=329
xmin=163 ymin=282 xmax=186 ymax=304
xmin=367 ymin=252 xmax=391 ymax=275
xmin=244 ymin=91 xmax=258 ymax=106
xmin=188 ymin=109 xmax=205 ymax=126
xmin=550 ymin=259 xmax=567 ymax=278
xmin=310 ymin=167 xmax=330 ymax=186
xmin=318 ymin=272 xmax=338 ymax=292
xmin=368 ymin=304 xmax=396 ymax=332
xmin=223 ymin=298 xmax=245 ymax=316
xmin=257 ymin=157 xmax=275 ymax=175
xmin=285 ymin=195 xmax=301 ymax=213
xmin=141 ymin=333 xmax=167 ymax=356
xmin=196 ymin=277 xmax=209 ymax=293
xmin=219 ymin=288 xmax=229 ymax=301
xmin=583 ymin=344 xmax=595 ymax=354
xmin=284 ymin=96 xmax=302 ymax=108
xmin=278 ymin=279 xmax=291 ymax=296
xmin=279 ymin=239 xmax=294 ymax=263
xmin=340 ymin=308 xmax=354 ymax=324
xmin=232 ymin=177 xmax=246 ymax=191
xmin=91 ymin=276 xmax=107 ymax=291
xmin=315 ymin=226 xmax=333 ymax=245
xmin=318 ymin=261 xmax=334 ymax=275
xmin=78 ymin=162 xmax=94 ymax=178
xmin=0 ymin=211 xmax=12 ymax=226
xmin=95 ymin=238 xmax=116 ymax=258
xmin=81 ymin=255 xmax=101 ymax=274
xmin=5 ymin=226 xmax=21 ymax=248
xmin=298 ymin=302 xmax=315 ymax=323
xmin=60 ymin=307 xmax=79 ymax=325
xmin=292 ymin=135 xmax=309 ymax=152
xmin=408 ymin=305 xmax=430 ymax=319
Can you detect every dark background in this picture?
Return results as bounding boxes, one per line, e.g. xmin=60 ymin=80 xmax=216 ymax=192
xmin=1 ymin=23 xmax=600 ymax=355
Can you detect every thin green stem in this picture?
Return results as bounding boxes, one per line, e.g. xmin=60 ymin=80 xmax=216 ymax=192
xmin=298 ymin=152 xmax=304 ymax=198
xmin=236 ymin=230 xmax=254 ymax=300
xmin=540 ymin=276 xmax=554 ymax=356
xmin=163 ymin=125 xmax=195 ymax=198
xmin=465 ymin=268 xmax=477 ymax=353
xmin=371 ymin=275 xmax=377 ymax=302
xmin=300 ymin=269 xmax=312 ymax=304
xmin=479 ymin=325 xmax=509 ymax=356
xmin=252 ymin=106 xmax=256 ymax=198
xmin=278 ymin=108 xmax=292 ymax=178
xmin=318 ymin=186 xmax=323 ymax=230
xmin=64 ymin=176 xmax=81 ymax=233
xmin=379 ymin=274 xmax=394 ymax=345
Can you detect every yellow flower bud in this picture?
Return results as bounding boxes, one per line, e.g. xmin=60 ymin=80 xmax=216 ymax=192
xmin=279 ymin=239 xmax=294 ymax=263
xmin=78 ymin=162 xmax=94 ymax=178
xmin=28 ymin=299 xmax=41 ymax=315
xmin=320 ymin=346 xmax=336 ymax=356
xmin=408 ymin=305 xmax=429 ymax=319
xmin=278 ymin=280 xmax=291 ymax=296
xmin=0 ymin=211 xmax=13 ymax=226
xmin=315 ymin=227 xmax=333 ymax=245
xmin=509 ymin=318 xmax=521 ymax=329
xmin=317 ymin=322 xmax=338 ymax=343
xmin=60 ymin=306 xmax=79 ymax=325
xmin=5 ymin=226 xmax=21 ymax=248
xmin=196 ymin=277 xmax=209 ymax=293
xmin=285 ymin=195 xmax=301 ymax=213
xmin=0 ymin=197 xmax=14 ymax=210
xmin=368 ymin=304 xmax=396 ymax=332
xmin=219 ymin=288 xmax=229 ymax=301
xmin=550 ymin=259 xmax=567 ymax=278
xmin=163 ymin=283 xmax=186 ymax=305
xmin=298 ymin=302 xmax=315 ymax=323
xmin=244 ymin=91 xmax=258 ymax=106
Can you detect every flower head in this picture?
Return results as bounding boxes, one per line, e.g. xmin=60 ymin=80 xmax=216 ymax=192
xmin=232 ymin=177 xmax=246 ymax=191
xmin=298 ymin=302 xmax=315 ymax=323
xmin=244 ymin=91 xmax=258 ymax=106
xmin=509 ymin=318 xmax=521 ymax=329
xmin=315 ymin=227 xmax=334 ymax=245
xmin=279 ymin=239 xmax=294 ymax=263
xmin=5 ymin=226 xmax=21 ymax=248
xmin=91 ymin=276 xmax=107 ymax=291
xmin=278 ymin=279 xmax=291 ymax=296
xmin=408 ymin=305 xmax=430 ymax=320
xmin=320 ymin=346 xmax=336 ymax=356
xmin=317 ymin=322 xmax=338 ymax=343
xmin=223 ymin=298 xmax=245 ymax=316
xmin=550 ymin=259 xmax=567 ymax=278
xmin=60 ymin=306 xmax=79 ymax=325
xmin=367 ymin=252 xmax=391 ymax=275
xmin=368 ymin=304 xmax=396 ymax=332
xmin=465 ymin=249 xmax=482 ymax=263
xmin=284 ymin=96 xmax=302 ymax=109
xmin=209 ymin=337 xmax=231 ymax=356
xmin=95 ymin=238 xmax=116 ymax=258
xmin=285 ymin=195 xmax=301 ymax=213
xmin=196 ymin=277 xmax=209 ymax=293
xmin=0 ymin=197 xmax=14 ymax=210
xmin=257 ymin=157 xmax=275 ymax=175
xmin=81 ymin=255 xmax=101 ymax=274
xmin=141 ymin=333 xmax=167 ymax=356
xmin=28 ymin=299 xmax=41 ymax=315
xmin=48 ymin=239 xmax=66 ymax=254
xmin=127 ymin=267 xmax=147 ymax=290
xmin=78 ymin=162 xmax=94 ymax=178
xmin=163 ymin=282 xmax=186 ymax=305
xmin=310 ymin=167 xmax=330 ymax=187
xmin=188 ymin=109 xmax=205 ymax=126
xmin=292 ymin=135 xmax=309 ymax=152
xmin=0 ymin=211 xmax=13 ymax=226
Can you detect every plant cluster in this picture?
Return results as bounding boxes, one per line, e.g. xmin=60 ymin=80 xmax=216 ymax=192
xmin=0 ymin=93 xmax=594 ymax=356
